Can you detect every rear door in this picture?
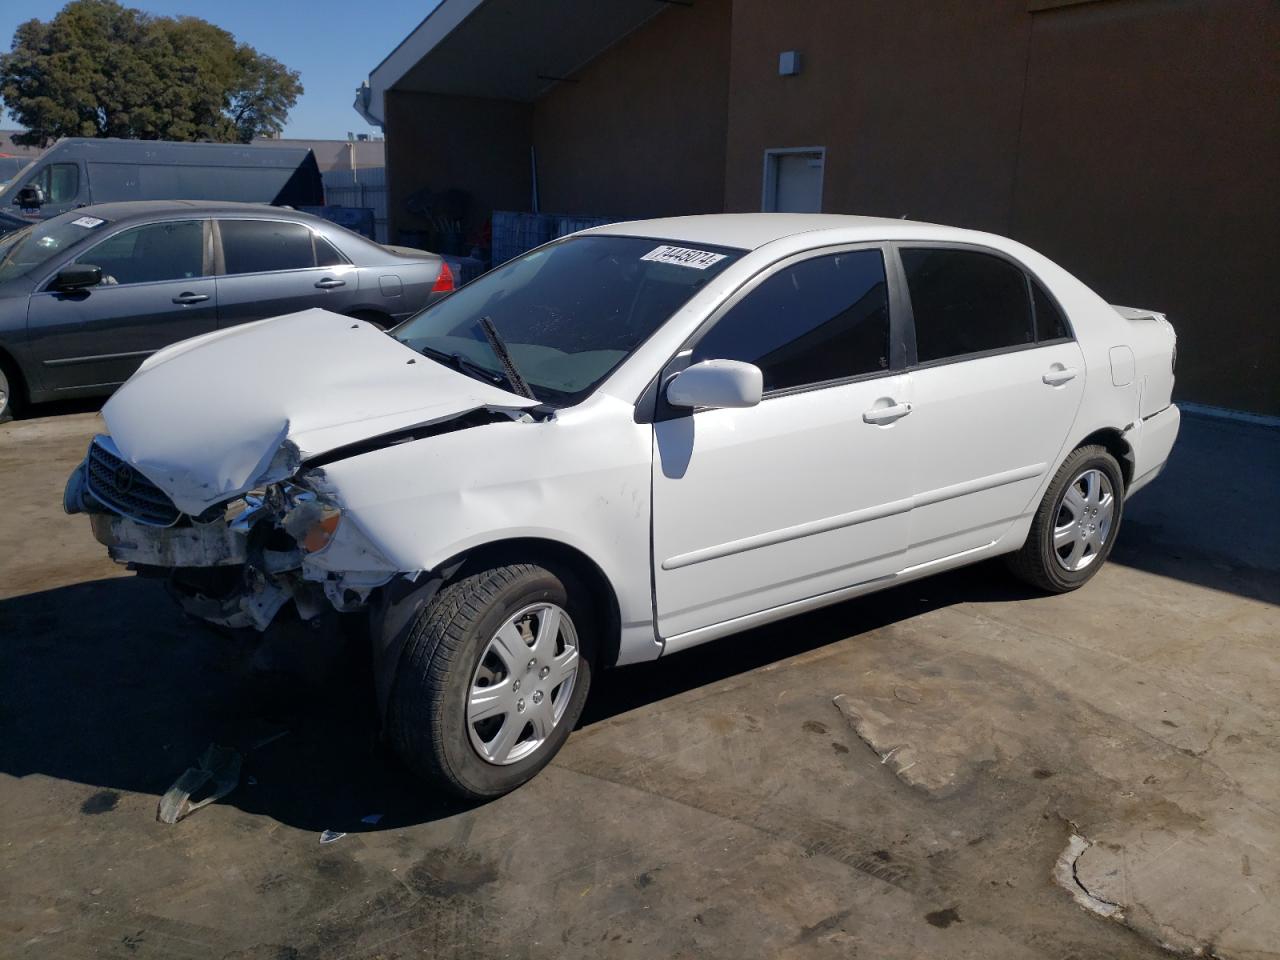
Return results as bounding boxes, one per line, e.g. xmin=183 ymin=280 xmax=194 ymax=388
xmin=893 ymin=245 xmax=1086 ymax=567
xmin=213 ymin=218 xmax=359 ymax=327
xmin=26 ymin=218 xmax=216 ymax=391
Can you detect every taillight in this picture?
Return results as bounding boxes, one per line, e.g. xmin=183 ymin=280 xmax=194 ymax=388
xmin=432 ymin=260 xmax=454 ymax=293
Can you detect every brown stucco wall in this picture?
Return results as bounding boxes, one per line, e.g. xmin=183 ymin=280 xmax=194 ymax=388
xmin=381 ymin=0 xmax=1277 ymax=413
xmin=384 ymin=90 xmax=532 ymax=244
xmin=1010 ymin=0 xmax=1279 ymax=414
xmin=721 ymin=0 xmax=1278 ymax=414
xmin=532 ymin=0 xmax=732 ymax=219
xmin=724 ymin=0 xmax=1031 ymax=232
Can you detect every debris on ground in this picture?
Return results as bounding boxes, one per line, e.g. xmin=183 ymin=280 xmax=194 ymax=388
xmin=361 ymin=813 xmax=383 ymax=825
xmin=156 ymin=744 xmax=242 ymax=824
xmin=319 ymin=829 xmax=346 ymax=844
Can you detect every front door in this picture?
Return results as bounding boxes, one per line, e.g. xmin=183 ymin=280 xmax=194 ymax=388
xmin=213 ymin=218 xmax=359 ymax=327
xmin=652 ymin=247 xmax=912 ymax=643
xmin=27 ymin=219 xmax=216 ymax=391
xmin=893 ymin=246 xmax=1087 ymax=567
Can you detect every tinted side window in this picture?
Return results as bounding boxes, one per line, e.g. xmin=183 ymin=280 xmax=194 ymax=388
xmin=76 ymin=220 xmax=204 ymax=285
xmin=1032 ymin=280 xmax=1070 ymax=341
xmin=220 ymin=220 xmax=316 ymax=274
xmin=35 ymin=163 xmax=80 ymax=203
xmin=692 ymin=249 xmax=890 ymax=392
xmin=902 ymin=248 xmax=1033 ymax=363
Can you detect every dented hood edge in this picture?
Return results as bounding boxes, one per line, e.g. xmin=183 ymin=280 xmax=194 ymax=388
xmin=100 ymin=309 xmax=539 ymax=516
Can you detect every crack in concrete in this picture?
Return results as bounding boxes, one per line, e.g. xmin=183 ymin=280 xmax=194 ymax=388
xmin=1054 ymin=829 xmax=1124 ymax=920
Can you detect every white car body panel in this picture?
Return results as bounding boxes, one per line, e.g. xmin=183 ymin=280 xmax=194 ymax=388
xmin=653 ymin=374 xmax=913 ymax=638
xmin=89 ymin=214 xmax=1179 ymax=668
xmin=103 ymin=309 xmax=536 ymax=515
xmin=900 ymin=339 xmax=1087 ymax=567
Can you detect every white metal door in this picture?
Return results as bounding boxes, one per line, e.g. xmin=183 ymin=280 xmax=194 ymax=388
xmin=764 ymin=149 xmax=824 ymax=213
xmin=652 ymin=375 xmax=913 ymax=642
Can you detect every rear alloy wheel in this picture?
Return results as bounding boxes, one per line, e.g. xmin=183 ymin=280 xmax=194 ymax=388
xmin=388 ymin=562 xmax=593 ymax=799
xmin=0 ymin=365 xmax=14 ymax=423
xmin=1006 ymin=444 xmax=1125 ymax=593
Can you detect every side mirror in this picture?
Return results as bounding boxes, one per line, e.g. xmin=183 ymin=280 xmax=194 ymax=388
xmin=52 ymin=263 xmax=102 ymax=291
xmin=15 ymin=184 xmax=45 ymax=208
xmin=666 ymin=359 xmax=763 ymax=410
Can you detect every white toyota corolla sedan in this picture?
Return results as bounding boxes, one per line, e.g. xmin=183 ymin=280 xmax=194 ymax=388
xmin=66 ymin=214 xmax=1180 ymax=798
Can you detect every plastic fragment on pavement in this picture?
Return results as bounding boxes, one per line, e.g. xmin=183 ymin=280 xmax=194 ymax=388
xmin=360 ymin=813 xmax=383 ymax=825
xmin=319 ymin=829 xmax=346 ymax=844
xmin=156 ymin=744 xmax=242 ymax=824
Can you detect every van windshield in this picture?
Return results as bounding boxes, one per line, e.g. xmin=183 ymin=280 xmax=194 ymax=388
xmin=393 ymin=235 xmax=743 ymax=404
xmin=0 ymin=159 xmax=34 ymax=194
xmin=0 ymin=214 xmax=108 ymax=283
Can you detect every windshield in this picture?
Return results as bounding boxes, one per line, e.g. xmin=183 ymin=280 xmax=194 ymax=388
xmin=394 ymin=235 xmax=743 ymax=404
xmin=0 ymin=213 xmax=108 ymax=284
xmin=0 ymin=158 xmax=34 ymax=195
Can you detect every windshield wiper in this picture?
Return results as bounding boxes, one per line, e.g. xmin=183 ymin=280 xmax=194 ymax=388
xmin=417 ymin=344 xmax=507 ymax=388
xmin=477 ymin=316 xmax=536 ymax=400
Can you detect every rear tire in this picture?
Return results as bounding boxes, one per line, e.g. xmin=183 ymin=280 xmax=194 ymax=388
xmin=1005 ymin=444 xmax=1124 ymax=593
xmin=387 ymin=562 xmax=594 ymax=800
xmin=0 ymin=359 xmax=21 ymax=424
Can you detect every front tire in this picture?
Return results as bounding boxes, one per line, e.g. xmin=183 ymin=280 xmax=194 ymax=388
xmin=387 ymin=562 xmax=593 ymax=800
xmin=1006 ymin=444 xmax=1124 ymax=593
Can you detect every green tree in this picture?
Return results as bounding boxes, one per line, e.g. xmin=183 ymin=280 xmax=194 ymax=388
xmin=0 ymin=0 xmax=302 ymax=146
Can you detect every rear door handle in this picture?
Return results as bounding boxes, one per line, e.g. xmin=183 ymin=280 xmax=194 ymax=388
xmin=171 ymin=292 xmax=209 ymax=305
xmin=315 ymin=277 xmax=346 ymax=289
xmin=862 ymin=401 xmax=913 ymax=425
xmin=1042 ymin=367 xmax=1079 ymax=386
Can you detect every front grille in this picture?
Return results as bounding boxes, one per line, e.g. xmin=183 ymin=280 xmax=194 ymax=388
xmin=86 ymin=437 xmax=182 ymax=527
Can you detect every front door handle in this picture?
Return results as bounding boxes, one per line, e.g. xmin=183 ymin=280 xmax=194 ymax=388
xmin=315 ymin=277 xmax=346 ymax=289
xmin=863 ymin=401 xmax=913 ymax=425
xmin=172 ymin=292 xmax=209 ymax=305
xmin=1042 ymin=367 xmax=1079 ymax=386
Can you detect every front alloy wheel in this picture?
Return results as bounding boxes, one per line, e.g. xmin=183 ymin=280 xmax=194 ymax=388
xmin=388 ymin=562 xmax=594 ymax=799
xmin=467 ymin=602 xmax=580 ymax=765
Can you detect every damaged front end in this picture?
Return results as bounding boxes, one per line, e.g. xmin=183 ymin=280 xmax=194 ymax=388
xmin=65 ymin=434 xmax=396 ymax=631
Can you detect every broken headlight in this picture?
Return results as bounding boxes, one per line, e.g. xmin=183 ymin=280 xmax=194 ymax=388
xmin=282 ymin=495 xmax=342 ymax=554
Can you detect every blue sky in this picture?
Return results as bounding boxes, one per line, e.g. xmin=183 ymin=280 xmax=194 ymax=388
xmin=1 ymin=0 xmax=441 ymax=139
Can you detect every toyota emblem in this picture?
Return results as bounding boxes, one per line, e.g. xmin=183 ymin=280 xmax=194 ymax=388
xmin=114 ymin=462 xmax=135 ymax=493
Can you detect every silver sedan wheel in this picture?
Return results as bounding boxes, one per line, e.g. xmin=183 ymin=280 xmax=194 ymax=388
xmin=0 ymin=368 xmax=9 ymax=417
xmin=466 ymin=602 xmax=580 ymax=766
xmin=1052 ymin=468 xmax=1116 ymax=572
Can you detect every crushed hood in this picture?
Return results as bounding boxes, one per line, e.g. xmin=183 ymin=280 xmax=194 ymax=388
xmin=102 ymin=308 xmax=537 ymax=515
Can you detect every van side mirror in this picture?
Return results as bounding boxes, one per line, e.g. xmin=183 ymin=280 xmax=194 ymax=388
xmin=666 ymin=359 xmax=763 ymax=410
xmin=15 ymin=184 xmax=45 ymax=208
xmin=51 ymin=263 xmax=102 ymax=291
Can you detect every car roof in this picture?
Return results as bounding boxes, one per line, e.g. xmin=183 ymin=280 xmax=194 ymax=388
xmin=54 ymin=200 xmax=324 ymax=225
xmin=584 ymin=213 xmax=988 ymax=251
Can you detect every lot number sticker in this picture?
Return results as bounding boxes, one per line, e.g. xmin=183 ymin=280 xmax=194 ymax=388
xmin=71 ymin=216 xmax=105 ymax=228
xmin=641 ymin=245 xmax=726 ymax=270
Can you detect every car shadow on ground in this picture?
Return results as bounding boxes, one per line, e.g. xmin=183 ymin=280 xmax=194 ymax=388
xmin=0 ymin=561 xmax=1033 ymax=835
xmin=10 ymin=396 xmax=105 ymax=421
xmin=1105 ymin=411 xmax=1279 ymax=603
